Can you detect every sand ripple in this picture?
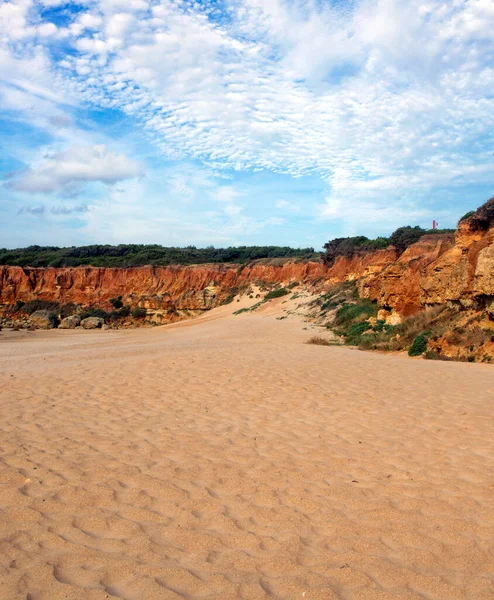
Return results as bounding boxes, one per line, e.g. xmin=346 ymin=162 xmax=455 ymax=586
xmin=0 ymin=310 xmax=493 ymax=599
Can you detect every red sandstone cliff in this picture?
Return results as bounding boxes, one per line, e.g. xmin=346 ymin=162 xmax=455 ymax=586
xmin=0 ymin=261 xmax=328 ymax=322
xmin=1 ymin=200 xmax=493 ymax=322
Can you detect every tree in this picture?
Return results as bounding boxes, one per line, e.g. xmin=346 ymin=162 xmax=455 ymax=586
xmin=388 ymin=226 xmax=426 ymax=255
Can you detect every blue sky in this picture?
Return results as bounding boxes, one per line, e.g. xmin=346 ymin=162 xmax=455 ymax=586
xmin=1 ymin=0 xmax=493 ymax=250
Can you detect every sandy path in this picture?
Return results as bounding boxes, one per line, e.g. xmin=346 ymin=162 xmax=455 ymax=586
xmin=0 ymin=307 xmax=493 ymax=600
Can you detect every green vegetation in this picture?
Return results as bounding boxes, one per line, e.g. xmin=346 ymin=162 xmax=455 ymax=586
xmin=466 ymin=196 xmax=494 ymax=231
xmin=13 ymin=300 xmax=25 ymax=312
xmin=0 ymin=244 xmax=318 ymax=268
xmin=320 ymin=282 xmax=452 ymax=356
xmin=322 ymin=224 xmax=456 ymax=266
xmin=333 ymin=299 xmax=378 ymax=330
xmin=110 ymin=296 xmax=123 ymax=309
xmin=322 ymin=236 xmax=389 ymax=267
xmin=60 ymin=302 xmax=77 ymax=318
xmin=388 ymin=225 xmax=454 ymax=255
xmin=22 ymin=299 xmax=60 ymax=314
xmin=110 ymin=306 xmax=131 ymax=320
xmin=408 ymin=334 xmax=428 ymax=356
xmin=233 ymin=302 xmax=263 ymax=315
xmin=345 ymin=321 xmax=372 ymax=345
xmin=233 ymin=286 xmax=291 ymax=315
xmin=314 ymin=282 xmax=381 ymax=346
xmin=264 ymin=287 xmax=289 ymax=300
xmin=131 ymin=307 xmax=147 ymax=319
xmin=458 ymin=211 xmax=475 ymax=224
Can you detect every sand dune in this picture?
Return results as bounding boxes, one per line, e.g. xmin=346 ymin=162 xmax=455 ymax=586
xmin=0 ymin=305 xmax=493 ymax=599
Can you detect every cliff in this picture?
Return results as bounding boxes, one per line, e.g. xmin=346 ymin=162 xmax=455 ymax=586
xmin=1 ymin=199 xmax=493 ymax=326
xmin=0 ymin=261 xmax=328 ymax=323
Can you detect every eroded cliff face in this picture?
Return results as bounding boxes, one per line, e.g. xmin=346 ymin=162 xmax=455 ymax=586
xmin=0 ymin=261 xmax=328 ymax=322
xmin=1 ymin=205 xmax=493 ymax=324
xmin=361 ymin=234 xmax=456 ymax=316
xmin=421 ymin=220 xmax=494 ymax=314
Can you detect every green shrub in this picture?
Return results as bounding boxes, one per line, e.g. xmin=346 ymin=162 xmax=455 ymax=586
xmin=264 ymin=287 xmax=289 ymax=300
xmin=408 ymin=334 xmax=428 ymax=356
xmin=22 ymin=299 xmax=60 ymax=314
xmin=12 ymin=300 xmax=25 ymax=312
xmin=323 ymin=236 xmax=389 ymax=267
xmin=60 ymin=302 xmax=78 ymax=318
xmin=333 ymin=300 xmax=377 ymax=329
xmin=110 ymin=296 xmax=123 ymax=309
xmin=372 ymin=319 xmax=385 ymax=332
xmin=345 ymin=321 xmax=372 ymax=345
xmin=0 ymin=244 xmax=318 ymax=268
xmin=110 ymin=306 xmax=130 ymax=320
xmin=131 ymin=307 xmax=147 ymax=319
xmin=458 ymin=211 xmax=475 ymax=224
xmin=389 ymin=226 xmax=426 ymax=255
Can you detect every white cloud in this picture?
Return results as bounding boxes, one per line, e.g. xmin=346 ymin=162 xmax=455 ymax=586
xmin=7 ymin=145 xmax=143 ymax=194
xmin=76 ymin=175 xmax=283 ymax=246
xmin=1 ymin=0 xmax=494 ymax=232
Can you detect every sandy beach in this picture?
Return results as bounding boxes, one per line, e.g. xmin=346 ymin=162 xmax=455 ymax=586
xmin=0 ymin=303 xmax=493 ymax=600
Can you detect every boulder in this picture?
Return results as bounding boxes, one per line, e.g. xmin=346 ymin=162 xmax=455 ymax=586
xmin=387 ymin=311 xmax=403 ymax=326
xmin=59 ymin=315 xmax=81 ymax=329
xmin=30 ymin=310 xmax=58 ymax=329
xmin=80 ymin=317 xmax=104 ymax=329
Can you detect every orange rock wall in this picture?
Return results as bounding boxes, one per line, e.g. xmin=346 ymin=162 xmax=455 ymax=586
xmin=0 ymin=261 xmax=328 ymax=316
xmin=1 ymin=219 xmax=493 ymax=319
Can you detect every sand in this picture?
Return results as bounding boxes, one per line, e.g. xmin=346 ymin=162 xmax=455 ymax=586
xmin=0 ymin=302 xmax=493 ymax=600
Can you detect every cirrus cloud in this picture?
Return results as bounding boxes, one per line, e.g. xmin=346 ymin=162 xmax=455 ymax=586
xmin=1 ymin=0 xmax=494 ymax=246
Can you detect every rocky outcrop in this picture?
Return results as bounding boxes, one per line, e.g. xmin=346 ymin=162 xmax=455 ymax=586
xmin=81 ymin=317 xmax=104 ymax=329
xmin=29 ymin=310 xmax=58 ymax=329
xmin=360 ymin=234 xmax=455 ymax=316
xmin=421 ymin=217 xmax=494 ymax=312
xmin=59 ymin=315 xmax=81 ymax=329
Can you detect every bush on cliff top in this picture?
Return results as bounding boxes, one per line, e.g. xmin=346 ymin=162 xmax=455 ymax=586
xmin=0 ymin=244 xmax=318 ymax=268
xmin=467 ymin=196 xmax=494 ymax=231
xmin=322 ymin=236 xmax=389 ymax=267
xmin=322 ymin=224 xmax=455 ymax=265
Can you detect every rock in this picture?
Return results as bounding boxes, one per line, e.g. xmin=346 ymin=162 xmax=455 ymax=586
xmin=387 ymin=312 xmax=403 ymax=326
xmin=59 ymin=315 xmax=81 ymax=329
xmin=30 ymin=310 xmax=58 ymax=329
xmin=80 ymin=317 xmax=104 ymax=329
xmin=377 ymin=309 xmax=391 ymax=321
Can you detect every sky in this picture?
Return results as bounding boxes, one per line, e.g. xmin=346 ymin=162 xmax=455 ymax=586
xmin=1 ymin=0 xmax=493 ymax=250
